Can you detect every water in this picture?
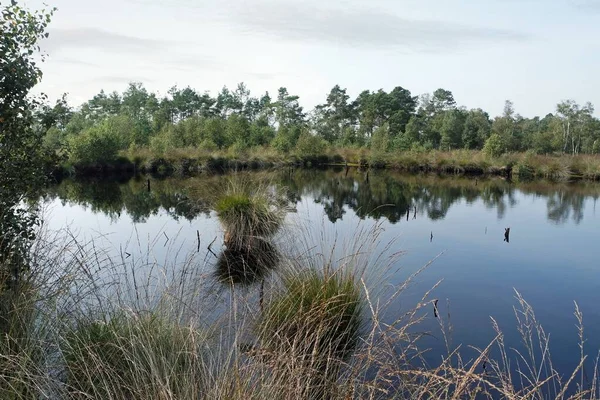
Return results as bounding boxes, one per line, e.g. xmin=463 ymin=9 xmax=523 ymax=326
xmin=40 ymin=168 xmax=600 ymax=377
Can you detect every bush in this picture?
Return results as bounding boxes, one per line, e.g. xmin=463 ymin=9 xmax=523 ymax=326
xmin=483 ymin=133 xmax=506 ymax=158
xmin=149 ymin=131 xmax=175 ymax=155
xmin=514 ymin=162 xmax=535 ymax=181
xmin=295 ymin=132 xmax=327 ymax=158
xmin=67 ymin=126 xmax=121 ymax=164
xmin=199 ymin=138 xmax=218 ymax=152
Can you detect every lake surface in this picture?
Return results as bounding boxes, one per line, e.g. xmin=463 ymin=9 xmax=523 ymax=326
xmin=40 ymin=168 xmax=600 ymax=377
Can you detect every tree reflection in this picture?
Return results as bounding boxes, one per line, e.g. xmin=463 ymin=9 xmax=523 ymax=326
xmin=42 ymin=170 xmax=600 ymax=227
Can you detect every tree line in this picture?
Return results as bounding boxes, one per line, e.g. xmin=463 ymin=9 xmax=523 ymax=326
xmin=38 ymin=82 xmax=600 ymax=164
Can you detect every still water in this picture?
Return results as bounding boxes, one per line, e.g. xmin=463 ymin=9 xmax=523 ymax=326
xmin=41 ymin=168 xmax=600 ymax=375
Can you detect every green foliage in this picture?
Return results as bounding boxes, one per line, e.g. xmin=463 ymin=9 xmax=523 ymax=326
xmin=1 ymin=1 xmax=54 ymax=263
xmin=68 ymin=126 xmax=121 ymax=164
xmin=215 ymin=180 xmax=286 ymax=245
xmin=370 ymin=124 xmax=390 ymax=164
xmin=515 ymin=162 xmax=535 ymax=181
xmin=440 ymin=109 xmax=466 ymax=150
xmin=258 ymin=268 xmax=363 ymax=363
xmin=462 ymin=109 xmax=491 ymax=149
xmin=42 ymin=126 xmax=67 ymax=154
xmin=34 ymin=78 xmax=600 ymax=169
xmin=483 ymin=133 xmax=506 ymax=158
xmin=295 ymin=131 xmax=326 ymax=158
xmin=63 ymin=311 xmax=208 ymax=399
xmin=271 ymin=126 xmax=299 ymax=153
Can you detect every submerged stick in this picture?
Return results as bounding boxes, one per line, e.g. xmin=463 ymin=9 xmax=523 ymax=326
xmin=504 ymin=227 xmax=510 ymax=243
xmin=197 ymin=230 xmax=200 ymax=253
xmin=207 ymin=236 xmax=217 ymax=257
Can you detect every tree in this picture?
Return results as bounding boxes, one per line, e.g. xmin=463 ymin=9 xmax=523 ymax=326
xmin=314 ymin=85 xmax=357 ymax=143
xmin=37 ymin=93 xmax=73 ymax=131
xmin=483 ymin=133 xmax=506 ymax=157
xmin=462 ymin=109 xmax=491 ymax=149
xmin=492 ymin=100 xmax=520 ymax=151
xmin=431 ymin=89 xmax=456 ymax=113
xmin=439 ymin=109 xmax=466 ymax=150
xmin=1 ymin=1 xmax=55 ymax=259
xmin=273 ymin=87 xmax=305 ymax=128
xmin=386 ymin=86 xmax=417 ymax=135
xmin=370 ymin=124 xmax=390 ymax=164
xmin=556 ymin=100 xmax=595 ymax=154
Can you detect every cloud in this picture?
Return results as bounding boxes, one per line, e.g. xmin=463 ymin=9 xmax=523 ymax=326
xmin=44 ymin=28 xmax=168 ymax=54
xmin=569 ymin=0 xmax=600 ymax=11
xmin=51 ymin=57 xmax=99 ymax=67
xmin=87 ymin=76 xmax=154 ymax=84
xmin=231 ymin=2 xmax=530 ymax=52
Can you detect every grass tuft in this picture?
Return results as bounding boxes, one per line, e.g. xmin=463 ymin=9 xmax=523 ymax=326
xmin=215 ymin=178 xmax=286 ymax=246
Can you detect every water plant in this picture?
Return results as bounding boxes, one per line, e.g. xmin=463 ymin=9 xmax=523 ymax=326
xmin=215 ymin=177 xmax=287 ymax=246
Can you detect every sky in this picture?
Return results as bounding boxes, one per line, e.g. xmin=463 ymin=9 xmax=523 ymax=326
xmin=26 ymin=0 xmax=600 ymax=117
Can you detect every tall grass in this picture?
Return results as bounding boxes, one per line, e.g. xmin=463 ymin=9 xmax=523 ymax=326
xmin=62 ymin=310 xmax=210 ymax=399
xmin=255 ymin=266 xmax=363 ymax=399
xmin=215 ymin=177 xmax=287 ymax=247
xmin=1 ymin=212 xmax=599 ymax=399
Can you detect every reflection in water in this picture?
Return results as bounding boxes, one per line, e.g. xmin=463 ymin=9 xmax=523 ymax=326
xmin=36 ymin=168 xmax=600 ymax=389
xmin=42 ymin=169 xmax=600 ymax=226
xmin=43 ymin=177 xmax=211 ymax=223
xmin=215 ymin=239 xmax=280 ymax=286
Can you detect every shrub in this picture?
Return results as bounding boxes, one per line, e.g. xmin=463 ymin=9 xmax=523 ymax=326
xmin=514 ymin=162 xmax=535 ymax=181
xmin=295 ymin=132 xmax=327 ymax=158
xmin=483 ymin=133 xmax=506 ymax=158
xmin=67 ymin=126 xmax=121 ymax=164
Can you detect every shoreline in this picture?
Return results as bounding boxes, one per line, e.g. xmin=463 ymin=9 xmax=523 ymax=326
xmin=48 ymin=150 xmax=600 ymax=182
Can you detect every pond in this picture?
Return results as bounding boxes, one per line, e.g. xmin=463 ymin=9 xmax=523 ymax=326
xmin=40 ymin=168 xmax=600 ymax=378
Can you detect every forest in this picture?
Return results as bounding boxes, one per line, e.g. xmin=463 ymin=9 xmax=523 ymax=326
xmin=38 ymin=82 xmax=600 ymax=170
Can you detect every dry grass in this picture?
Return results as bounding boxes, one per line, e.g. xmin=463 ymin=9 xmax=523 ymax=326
xmin=1 ymin=213 xmax=599 ymax=399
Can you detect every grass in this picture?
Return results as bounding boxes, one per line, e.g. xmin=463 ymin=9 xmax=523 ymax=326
xmin=258 ymin=267 xmax=363 ymax=359
xmin=255 ymin=266 xmax=363 ymax=399
xmin=2 ymin=203 xmax=600 ymax=399
xmin=62 ymin=310 xmax=209 ymax=399
xmin=50 ymin=145 xmax=600 ymax=183
xmin=215 ymin=178 xmax=287 ymax=246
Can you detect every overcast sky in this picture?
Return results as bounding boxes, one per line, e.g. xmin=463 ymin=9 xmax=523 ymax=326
xmin=27 ymin=0 xmax=600 ymax=117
